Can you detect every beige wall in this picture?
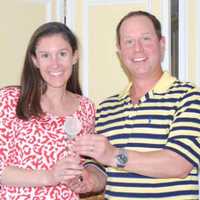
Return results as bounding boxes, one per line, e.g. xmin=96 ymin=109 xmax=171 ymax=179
xmin=188 ymin=1 xmax=197 ymax=81
xmin=0 ymin=0 xmax=60 ymax=88
xmin=0 ymin=0 xmax=199 ymax=104
xmin=0 ymin=0 xmax=199 ymax=198
xmin=73 ymin=0 xmax=169 ymax=104
xmin=70 ymin=0 xmax=200 ymax=105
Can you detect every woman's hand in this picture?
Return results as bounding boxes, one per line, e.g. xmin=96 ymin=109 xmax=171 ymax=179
xmin=46 ymin=155 xmax=83 ymax=186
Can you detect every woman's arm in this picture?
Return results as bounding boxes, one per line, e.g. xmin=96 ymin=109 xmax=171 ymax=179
xmin=0 ymin=156 xmax=83 ymax=187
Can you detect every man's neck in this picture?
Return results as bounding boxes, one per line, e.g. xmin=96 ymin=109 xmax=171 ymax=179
xmin=130 ymin=70 xmax=163 ymax=103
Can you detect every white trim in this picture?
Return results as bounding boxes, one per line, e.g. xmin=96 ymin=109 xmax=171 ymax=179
xmin=160 ymin=0 xmax=171 ymax=72
xmin=56 ymin=0 xmax=64 ymax=22
xmin=88 ymin=0 xmax=144 ymax=6
xmin=178 ymin=0 xmax=188 ymax=82
xmin=65 ymin=0 xmax=76 ymax=31
xmin=196 ymin=1 xmax=200 ymax=87
xmin=82 ymin=0 xmax=89 ymax=96
xmin=46 ymin=0 xmax=52 ymax=22
xmin=146 ymin=0 xmax=152 ymax=11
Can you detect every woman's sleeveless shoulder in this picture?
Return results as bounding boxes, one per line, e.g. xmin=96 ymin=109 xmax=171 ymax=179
xmin=0 ymin=86 xmax=20 ymax=107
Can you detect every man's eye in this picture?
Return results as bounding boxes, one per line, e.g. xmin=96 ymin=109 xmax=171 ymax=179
xmin=141 ymin=36 xmax=153 ymax=42
xmin=143 ymin=37 xmax=151 ymax=40
xmin=124 ymin=39 xmax=135 ymax=46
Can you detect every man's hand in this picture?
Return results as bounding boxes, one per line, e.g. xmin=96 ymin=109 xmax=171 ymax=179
xmin=74 ymin=134 xmax=117 ymax=166
xmin=65 ymin=168 xmax=94 ymax=193
xmin=67 ymin=166 xmax=106 ymax=194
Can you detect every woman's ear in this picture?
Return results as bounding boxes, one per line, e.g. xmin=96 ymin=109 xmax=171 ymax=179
xmin=31 ymin=55 xmax=39 ymax=68
xmin=72 ymin=50 xmax=79 ymax=65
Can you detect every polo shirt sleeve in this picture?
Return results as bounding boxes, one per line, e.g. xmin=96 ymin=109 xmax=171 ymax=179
xmin=81 ymin=101 xmax=106 ymax=176
xmin=165 ymin=87 xmax=200 ymax=167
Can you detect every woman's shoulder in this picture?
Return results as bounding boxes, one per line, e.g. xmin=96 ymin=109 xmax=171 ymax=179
xmin=75 ymin=94 xmax=96 ymax=112
xmin=78 ymin=95 xmax=94 ymax=103
xmin=0 ymin=85 xmax=20 ymax=100
xmin=77 ymin=94 xmax=94 ymax=106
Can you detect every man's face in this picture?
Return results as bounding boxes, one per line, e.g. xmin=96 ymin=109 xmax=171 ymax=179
xmin=117 ymin=15 xmax=165 ymax=79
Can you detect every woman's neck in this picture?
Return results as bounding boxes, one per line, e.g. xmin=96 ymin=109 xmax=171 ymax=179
xmin=41 ymin=89 xmax=79 ymax=116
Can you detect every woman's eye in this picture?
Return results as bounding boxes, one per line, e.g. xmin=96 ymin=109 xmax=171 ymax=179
xmin=126 ymin=40 xmax=133 ymax=44
xmin=59 ymin=51 xmax=67 ymax=57
xmin=40 ymin=53 xmax=49 ymax=58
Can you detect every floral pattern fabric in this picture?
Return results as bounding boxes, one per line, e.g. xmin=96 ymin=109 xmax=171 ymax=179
xmin=0 ymin=87 xmax=95 ymax=200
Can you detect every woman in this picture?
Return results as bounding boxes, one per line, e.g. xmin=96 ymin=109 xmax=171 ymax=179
xmin=0 ymin=22 xmax=95 ymax=199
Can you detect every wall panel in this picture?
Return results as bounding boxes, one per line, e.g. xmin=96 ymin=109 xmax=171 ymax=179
xmin=66 ymin=0 xmax=171 ymax=104
xmin=0 ymin=0 xmax=63 ymax=87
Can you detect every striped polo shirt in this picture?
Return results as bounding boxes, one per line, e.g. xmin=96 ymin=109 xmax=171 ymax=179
xmin=95 ymin=72 xmax=200 ymax=200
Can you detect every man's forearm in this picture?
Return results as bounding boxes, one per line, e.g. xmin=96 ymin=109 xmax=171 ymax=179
xmin=85 ymin=165 xmax=106 ymax=193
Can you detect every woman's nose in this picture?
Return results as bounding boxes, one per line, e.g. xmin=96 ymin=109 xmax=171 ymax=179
xmin=50 ymin=55 xmax=59 ymax=67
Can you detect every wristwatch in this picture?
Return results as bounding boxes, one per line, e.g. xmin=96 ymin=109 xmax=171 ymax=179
xmin=115 ymin=148 xmax=128 ymax=168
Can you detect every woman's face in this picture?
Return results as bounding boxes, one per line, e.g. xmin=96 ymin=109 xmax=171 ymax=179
xmin=32 ymin=34 xmax=78 ymax=90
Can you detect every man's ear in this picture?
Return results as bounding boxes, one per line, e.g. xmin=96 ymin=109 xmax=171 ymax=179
xmin=116 ymin=41 xmax=121 ymax=54
xmin=160 ymin=36 xmax=165 ymax=61
xmin=116 ymin=41 xmax=123 ymax=61
xmin=72 ymin=50 xmax=79 ymax=65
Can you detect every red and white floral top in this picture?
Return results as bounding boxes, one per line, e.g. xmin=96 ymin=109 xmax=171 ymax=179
xmin=0 ymin=86 xmax=95 ymax=200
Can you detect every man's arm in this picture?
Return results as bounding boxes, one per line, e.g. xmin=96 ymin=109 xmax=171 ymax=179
xmin=66 ymin=164 xmax=106 ymax=194
xmin=74 ymin=134 xmax=194 ymax=179
xmin=113 ymin=148 xmax=193 ymax=178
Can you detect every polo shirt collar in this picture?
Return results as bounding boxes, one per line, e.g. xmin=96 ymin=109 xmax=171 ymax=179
xmin=119 ymin=71 xmax=177 ymax=99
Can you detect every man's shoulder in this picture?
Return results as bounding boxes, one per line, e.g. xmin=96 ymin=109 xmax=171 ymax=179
xmin=96 ymin=93 xmax=128 ymax=114
xmin=171 ymin=79 xmax=200 ymax=93
xmin=98 ymin=93 xmax=122 ymax=105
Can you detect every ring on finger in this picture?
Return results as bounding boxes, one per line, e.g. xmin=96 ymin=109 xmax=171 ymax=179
xmin=78 ymin=176 xmax=83 ymax=182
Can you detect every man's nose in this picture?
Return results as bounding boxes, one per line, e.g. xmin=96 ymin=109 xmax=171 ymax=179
xmin=134 ymin=40 xmax=143 ymax=52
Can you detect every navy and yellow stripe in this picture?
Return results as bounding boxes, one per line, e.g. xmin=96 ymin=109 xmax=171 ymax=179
xmin=96 ymin=72 xmax=200 ymax=199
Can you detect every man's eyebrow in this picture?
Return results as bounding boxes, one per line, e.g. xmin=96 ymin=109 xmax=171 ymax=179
xmin=142 ymin=32 xmax=154 ymax=35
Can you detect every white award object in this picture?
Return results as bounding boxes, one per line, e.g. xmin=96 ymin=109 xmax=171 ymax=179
xmin=64 ymin=117 xmax=82 ymax=139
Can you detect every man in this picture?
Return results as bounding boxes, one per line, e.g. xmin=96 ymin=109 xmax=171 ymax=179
xmin=71 ymin=10 xmax=200 ymax=199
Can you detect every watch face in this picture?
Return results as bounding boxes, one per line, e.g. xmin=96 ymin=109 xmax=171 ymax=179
xmin=116 ymin=149 xmax=128 ymax=168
